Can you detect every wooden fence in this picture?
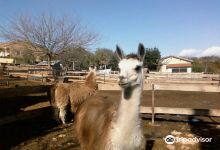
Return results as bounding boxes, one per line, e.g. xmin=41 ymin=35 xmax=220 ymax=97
xmin=147 ymin=72 xmax=220 ymax=80
xmin=1 ymin=67 xmax=220 ymax=125
xmin=0 ymin=84 xmax=52 ymax=126
xmin=2 ymin=66 xmax=220 ymax=83
xmin=0 ymin=85 xmax=51 ymax=97
xmin=98 ymin=82 xmax=220 ymax=124
xmin=147 ymin=84 xmax=220 ymax=124
xmin=0 ymin=68 xmax=53 ymax=85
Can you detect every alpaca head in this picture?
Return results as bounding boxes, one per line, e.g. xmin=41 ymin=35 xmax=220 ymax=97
xmin=116 ymin=43 xmax=146 ymax=88
xmin=85 ymin=66 xmax=97 ymax=88
xmin=88 ymin=66 xmax=97 ymax=76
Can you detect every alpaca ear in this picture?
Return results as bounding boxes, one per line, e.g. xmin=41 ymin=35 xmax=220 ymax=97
xmin=89 ymin=67 xmax=92 ymax=71
xmin=115 ymin=45 xmax=124 ymax=60
xmin=137 ymin=43 xmax=146 ymax=61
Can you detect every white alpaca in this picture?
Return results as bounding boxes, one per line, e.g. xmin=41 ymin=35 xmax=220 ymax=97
xmin=75 ymin=43 xmax=146 ymax=150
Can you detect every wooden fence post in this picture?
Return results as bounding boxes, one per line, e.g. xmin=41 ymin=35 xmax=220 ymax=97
xmin=6 ymin=67 xmax=9 ymax=86
xmin=41 ymin=72 xmax=43 ymax=82
xmin=152 ymin=84 xmax=155 ymax=124
xmin=219 ymin=74 xmax=220 ymax=86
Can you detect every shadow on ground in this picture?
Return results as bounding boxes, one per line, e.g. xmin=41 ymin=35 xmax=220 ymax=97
xmin=0 ymin=95 xmax=48 ymax=117
xmin=142 ymin=113 xmax=220 ymax=150
xmin=0 ymin=116 xmax=59 ymax=150
xmin=188 ymin=109 xmax=220 ymax=150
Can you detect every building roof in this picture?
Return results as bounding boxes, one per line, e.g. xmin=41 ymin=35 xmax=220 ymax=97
xmin=167 ymin=63 xmax=192 ymax=68
xmin=161 ymin=55 xmax=193 ymax=62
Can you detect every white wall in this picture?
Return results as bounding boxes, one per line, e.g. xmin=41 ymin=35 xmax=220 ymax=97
xmin=187 ymin=67 xmax=192 ymax=73
xmin=0 ymin=51 xmax=9 ymax=57
xmin=167 ymin=68 xmax=172 ymax=73
xmin=160 ymin=65 xmax=167 ymax=72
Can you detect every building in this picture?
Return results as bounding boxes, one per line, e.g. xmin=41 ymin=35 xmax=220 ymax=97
xmin=0 ymin=58 xmax=14 ymax=66
xmin=159 ymin=56 xmax=193 ymax=73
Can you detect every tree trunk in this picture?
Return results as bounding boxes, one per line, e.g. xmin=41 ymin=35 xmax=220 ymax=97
xmin=47 ymin=53 xmax=52 ymax=68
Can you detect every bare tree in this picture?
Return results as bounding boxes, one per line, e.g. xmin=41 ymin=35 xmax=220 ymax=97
xmin=0 ymin=13 xmax=98 ymax=67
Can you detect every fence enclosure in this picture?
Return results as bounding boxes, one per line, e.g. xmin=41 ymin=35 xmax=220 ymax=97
xmin=98 ymin=79 xmax=220 ymax=124
xmin=1 ymin=66 xmax=220 ymax=125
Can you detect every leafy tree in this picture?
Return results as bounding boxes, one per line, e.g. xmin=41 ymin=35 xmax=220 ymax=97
xmin=192 ymin=60 xmax=204 ymax=72
xmin=144 ymin=47 xmax=161 ymax=70
xmin=94 ymin=48 xmax=118 ymax=70
xmin=192 ymin=56 xmax=220 ymax=73
xmin=95 ymin=48 xmax=112 ymax=66
xmin=59 ymin=47 xmax=94 ymax=70
xmin=109 ymin=54 xmax=119 ymax=70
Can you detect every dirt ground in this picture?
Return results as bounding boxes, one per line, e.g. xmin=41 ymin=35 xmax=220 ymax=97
xmin=1 ymin=115 xmax=220 ymax=150
xmin=0 ymin=89 xmax=220 ymax=150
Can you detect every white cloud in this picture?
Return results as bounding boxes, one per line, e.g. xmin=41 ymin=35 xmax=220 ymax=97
xmin=178 ymin=46 xmax=220 ymax=57
xmin=178 ymin=49 xmax=200 ymax=57
xmin=199 ymin=46 xmax=220 ymax=57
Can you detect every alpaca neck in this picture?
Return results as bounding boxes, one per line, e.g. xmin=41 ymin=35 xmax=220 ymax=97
xmin=117 ymin=72 xmax=144 ymax=121
xmin=110 ymin=84 xmax=143 ymax=148
xmin=85 ymin=73 xmax=96 ymax=88
xmin=85 ymin=79 xmax=96 ymax=88
xmin=114 ymin=84 xmax=143 ymax=129
xmin=118 ymin=84 xmax=142 ymax=121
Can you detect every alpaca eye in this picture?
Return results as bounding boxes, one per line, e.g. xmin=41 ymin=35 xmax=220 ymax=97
xmin=135 ymin=66 xmax=141 ymax=72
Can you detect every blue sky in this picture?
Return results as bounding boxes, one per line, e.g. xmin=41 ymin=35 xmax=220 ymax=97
xmin=0 ymin=0 xmax=220 ymax=57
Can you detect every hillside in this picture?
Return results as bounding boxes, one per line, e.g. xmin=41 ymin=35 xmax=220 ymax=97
xmin=191 ymin=56 xmax=220 ymax=73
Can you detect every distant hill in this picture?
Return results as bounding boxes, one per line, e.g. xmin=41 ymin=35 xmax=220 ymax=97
xmin=0 ymin=41 xmax=45 ymax=64
xmin=0 ymin=41 xmax=44 ymax=56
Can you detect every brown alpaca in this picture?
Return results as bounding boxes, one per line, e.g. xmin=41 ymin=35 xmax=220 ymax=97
xmin=54 ymin=67 xmax=97 ymax=124
xmin=75 ymin=44 xmax=146 ymax=150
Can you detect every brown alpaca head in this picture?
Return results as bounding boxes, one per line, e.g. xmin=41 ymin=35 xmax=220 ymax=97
xmin=85 ymin=66 xmax=97 ymax=88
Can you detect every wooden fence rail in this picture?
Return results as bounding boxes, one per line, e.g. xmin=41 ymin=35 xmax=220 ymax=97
xmin=140 ymin=107 xmax=220 ymax=117
xmin=0 ymin=85 xmax=52 ymax=98
xmin=98 ymin=82 xmax=220 ymax=124
xmin=148 ymin=83 xmax=220 ymax=124
xmin=98 ymin=83 xmax=220 ymax=92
